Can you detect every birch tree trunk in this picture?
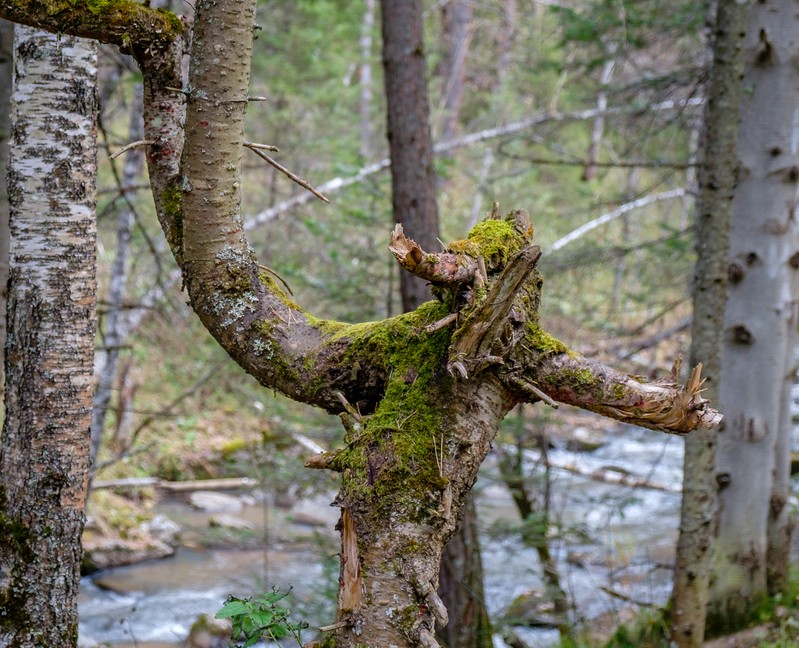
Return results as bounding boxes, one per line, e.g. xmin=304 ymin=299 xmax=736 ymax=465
xmin=0 ymin=26 xmax=97 ymax=647
xmin=0 ymin=20 xmax=12 ymax=393
xmin=708 ymin=0 xmax=799 ymax=629
xmin=671 ymin=3 xmax=749 ymax=644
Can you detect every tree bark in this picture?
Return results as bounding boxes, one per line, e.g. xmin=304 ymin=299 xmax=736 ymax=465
xmin=671 ymin=4 xmax=749 ymax=643
xmin=708 ymin=0 xmax=799 ymax=630
xmin=436 ymin=497 xmax=493 ymax=648
xmin=380 ymin=0 xmax=440 ymax=312
xmin=0 ymin=26 xmax=97 ymax=647
xmin=0 ymin=20 xmax=12 ymax=394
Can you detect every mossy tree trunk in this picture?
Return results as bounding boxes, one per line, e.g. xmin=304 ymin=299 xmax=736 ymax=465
xmin=0 ymin=2 xmax=722 ymax=647
xmin=380 ymin=2 xmax=492 ymax=643
xmin=670 ymin=1 xmax=750 ymax=645
xmin=0 ymin=26 xmax=97 ymax=647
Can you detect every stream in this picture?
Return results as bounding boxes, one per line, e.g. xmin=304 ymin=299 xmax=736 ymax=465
xmin=78 ymin=420 xmax=697 ymax=647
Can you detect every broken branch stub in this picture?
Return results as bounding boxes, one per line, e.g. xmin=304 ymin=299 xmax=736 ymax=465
xmin=389 ymin=223 xmax=477 ymax=285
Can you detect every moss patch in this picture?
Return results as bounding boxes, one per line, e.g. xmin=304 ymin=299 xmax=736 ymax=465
xmin=327 ymin=301 xmax=454 ymax=521
xmin=448 ymin=217 xmax=527 ymax=269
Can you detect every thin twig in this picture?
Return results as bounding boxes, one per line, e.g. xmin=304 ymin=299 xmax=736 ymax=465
xmin=257 ymin=263 xmax=294 ymax=295
xmin=510 ymin=376 xmax=559 ymax=409
xmin=244 ymin=143 xmax=330 ymax=204
xmin=109 ymin=139 xmax=154 ymax=160
xmin=424 ymin=313 xmax=457 ymax=333
xmin=243 ymin=140 xmax=279 ymax=152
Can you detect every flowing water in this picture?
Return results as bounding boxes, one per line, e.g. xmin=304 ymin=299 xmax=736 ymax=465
xmin=79 ymin=422 xmax=692 ymax=647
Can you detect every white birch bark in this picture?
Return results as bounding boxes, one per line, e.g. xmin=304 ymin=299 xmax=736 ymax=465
xmin=0 ymin=26 xmax=97 ymax=646
xmin=0 ymin=20 xmax=12 ymax=392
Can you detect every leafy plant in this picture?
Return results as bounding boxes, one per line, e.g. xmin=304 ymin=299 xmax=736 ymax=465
xmin=216 ymin=587 xmax=308 ymax=647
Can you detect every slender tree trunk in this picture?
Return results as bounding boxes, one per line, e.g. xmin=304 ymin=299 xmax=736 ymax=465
xmin=438 ymin=1 xmax=472 ymax=143
xmin=709 ymin=0 xmax=799 ymax=628
xmin=0 ymin=20 xmax=12 ymax=394
xmin=359 ymin=0 xmax=375 ymax=160
xmin=498 ymin=419 xmax=570 ymax=640
xmin=91 ymin=82 xmax=144 ymax=464
xmin=380 ymin=0 xmax=439 ymax=312
xmin=670 ymin=2 xmax=749 ymax=645
xmin=435 ymin=497 xmax=493 ymax=648
xmin=582 ymin=43 xmax=616 ymax=182
xmin=0 ymin=26 xmax=97 ymax=647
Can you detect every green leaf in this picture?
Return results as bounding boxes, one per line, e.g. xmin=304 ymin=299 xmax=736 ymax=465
xmin=216 ymin=599 xmax=250 ymax=619
xmin=249 ymin=610 xmax=274 ymax=628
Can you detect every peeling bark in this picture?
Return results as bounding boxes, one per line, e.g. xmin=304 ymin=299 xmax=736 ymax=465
xmin=0 ymin=19 xmax=11 ymax=393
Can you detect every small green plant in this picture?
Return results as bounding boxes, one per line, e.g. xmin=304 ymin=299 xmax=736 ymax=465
xmin=215 ymin=587 xmax=308 ymax=647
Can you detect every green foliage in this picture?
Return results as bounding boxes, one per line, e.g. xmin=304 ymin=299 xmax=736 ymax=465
xmin=215 ymin=587 xmax=308 ymax=647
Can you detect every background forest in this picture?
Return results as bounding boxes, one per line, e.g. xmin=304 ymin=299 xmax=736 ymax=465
xmin=0 ymin=0 xmax=797 ymax=647
xmin=87 ymin=0 xmax=702 ymax=493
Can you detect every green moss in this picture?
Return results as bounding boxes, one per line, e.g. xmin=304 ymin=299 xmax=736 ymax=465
xmin=86 ymin=0 xmax=115 ymax=13
xmin=257 ymin=272 xmax=303 ymax=312
xmin=448 ymin=217 xmax=527 ymax=268
xmin=610 ymin=382 xmax=628 ymax=401
xmin=325 ymin=302 xmax=455 ymax=521
xmin=160 ymin=183 xmax=183 ymax=254
xmin=220 ymin=438 xmax=248 ymax=460
xmin=525 ymin=322 xmax=568 ymax=355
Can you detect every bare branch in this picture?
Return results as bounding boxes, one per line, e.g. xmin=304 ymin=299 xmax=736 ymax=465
xmin=243 ymin=140 xmax=279 ymax=152
xmin=109 ymin=139 xmax=154 ymax=160
xmin=244 ymin=143 xmax=329 ymax=203
xmin=246 ymin=98 xmax=704 ymax=227
xmin=389 ymin=223 xmax=477 ymax=284
xmin=547 ymin=188 xmax=687 ymax=254
xmin=527 ymin=354 xmax=722 ymax=434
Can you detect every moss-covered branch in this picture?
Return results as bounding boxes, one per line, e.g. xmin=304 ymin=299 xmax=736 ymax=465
xmin=0 ymin=1 xmax=183 ymax=65
xmin=522 ymin=352 xmax=722 ymax=433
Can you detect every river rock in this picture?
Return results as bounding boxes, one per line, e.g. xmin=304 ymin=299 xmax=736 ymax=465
xmin=209 ymin=513 xmax=255 ymax=530
xmin=84 ymin=536 xmax=174 ymax=573
xmin=187 ymin=613 xmax=231 ymax=648
xmin=189 ymin=491 xmax=243 ymax=512
xmin=504 ymin=589 xmax=567 ymax=627
xmin=141 ymin=514 xmax=181 ymax=547
xmin=564 ymin=426 xmax=608 ymax=452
